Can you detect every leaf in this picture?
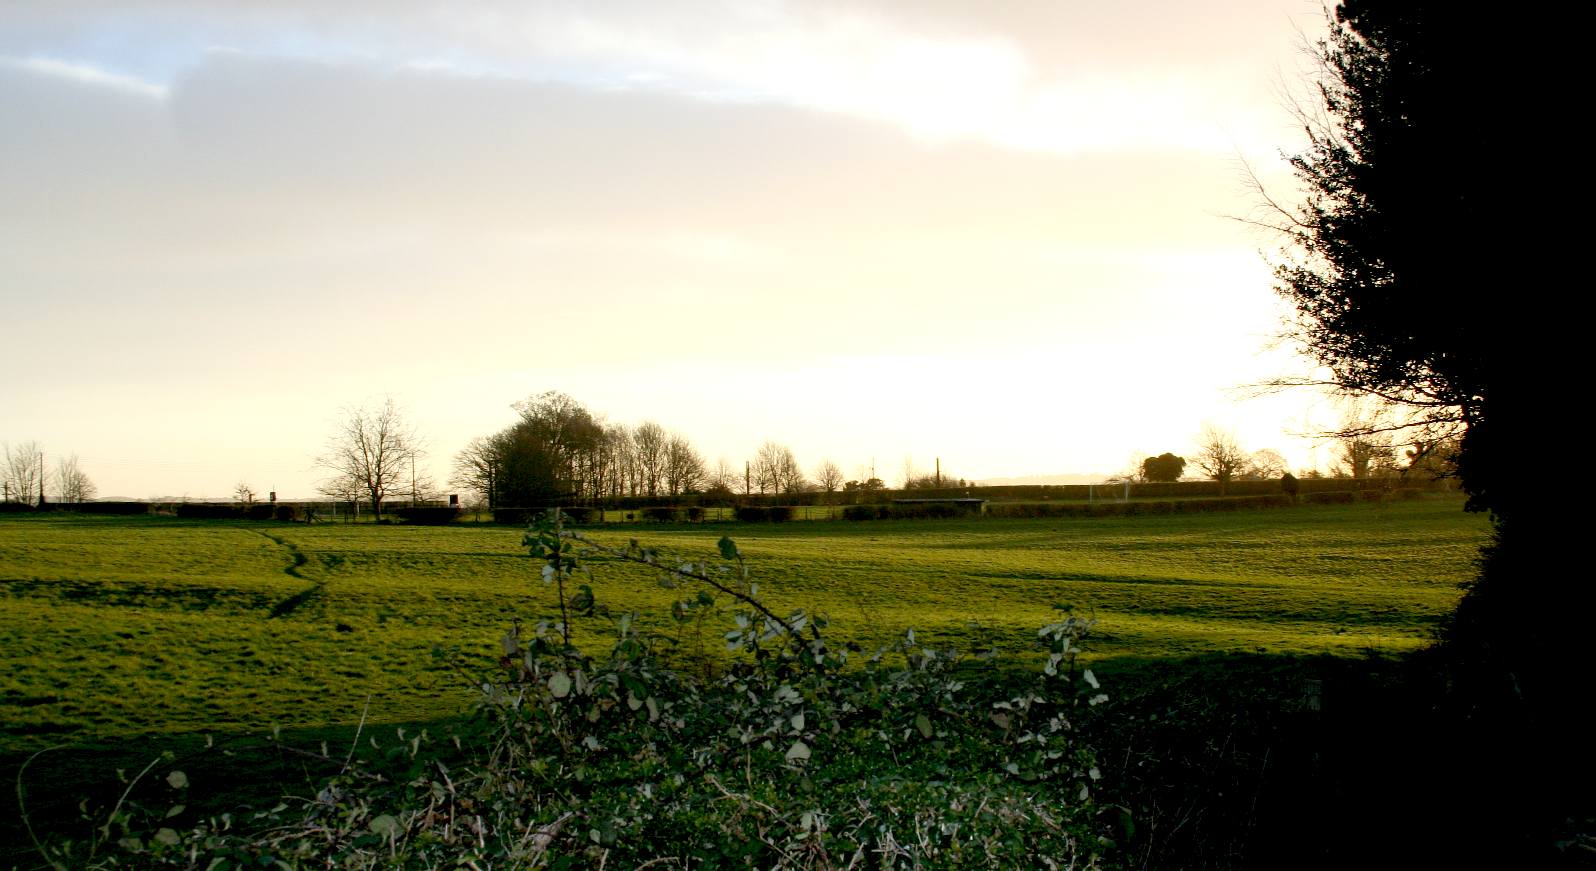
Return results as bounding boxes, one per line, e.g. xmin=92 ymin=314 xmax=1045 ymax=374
xmin=165 ymin=804 xmax=186 ymax=819
xmin=785 ymin=740 xmax=811 ymax=764
xmin=368 ymin=814 xmax=399 ymax=836
xmin=915 ymin=714 xmax=933 ymax=739
xmin=1083 ymin=669 xmax=1099 ymax=689
xmin=548 ymin=672 xmax=572 ymax=698
xmin=153 ymin=828 xmax=181 ymax=847
xmin=165 ymin=770 xmax=188 ymax=789
xmin=717 ymin=537 xmax=739 ymax=560
xmin=790 ymin=712 xmax=805 ymax=731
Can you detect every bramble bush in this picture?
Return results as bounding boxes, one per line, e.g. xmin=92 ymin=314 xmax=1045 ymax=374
xmin=25 ymin=510 xmax=1114 ymax=868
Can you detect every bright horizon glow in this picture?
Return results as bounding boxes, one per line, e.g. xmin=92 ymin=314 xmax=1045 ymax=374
xmin=0 ymin=1 xmax=1348 ymax=500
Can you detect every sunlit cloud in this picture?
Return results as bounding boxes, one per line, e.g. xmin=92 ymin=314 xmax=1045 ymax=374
xmin=0 ymin=55 xmax=168 ymax=99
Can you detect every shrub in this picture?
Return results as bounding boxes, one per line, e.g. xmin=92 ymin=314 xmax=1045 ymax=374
xmin=735 ymin=506 xmax=770 ymax=523
xmin=766 ymin=505 xmax=794 ymax=522
xmin=686 ymin=506 xmax=706 ymax=522
xmin=642 ymin=506 xmax=681 ymax=523
xmin=274 ymin=504 xmax=300 ymax=522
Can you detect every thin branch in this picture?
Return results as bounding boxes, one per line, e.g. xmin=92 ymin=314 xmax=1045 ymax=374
xmin=566 ymin=531 xmax=810 ymax=643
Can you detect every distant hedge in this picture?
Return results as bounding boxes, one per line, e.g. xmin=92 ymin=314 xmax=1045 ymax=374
xmin=394 ymin=505 xmax=461 ymax=525
xmin=985 ymin=495 xmax=1295 ymax=519
xmin=175 ymin=503 xmax=244 ymax=520
xmin=735 ymin=506 xmax=795 ymax=523
xmin=641 ymin=506 xmax=681 ymax=523
xmin=49 ymin=501 xmax=150 ymax=515
xmin=492 ymin=506 xmax=596 ymax=526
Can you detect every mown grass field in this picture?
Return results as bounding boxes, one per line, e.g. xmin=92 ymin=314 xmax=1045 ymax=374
xmin=0 ymin=497 xmax=1490 ymax=753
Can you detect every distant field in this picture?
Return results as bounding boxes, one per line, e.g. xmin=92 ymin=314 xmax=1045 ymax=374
xmin=0 ymin=498 xmax=1490 ymax=751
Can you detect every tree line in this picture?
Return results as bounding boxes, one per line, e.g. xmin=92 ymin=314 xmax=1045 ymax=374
xmin=443 ymin=391 xmax=869 ymax=513
xmin=1 ymin=441 xmax=96 ymax=505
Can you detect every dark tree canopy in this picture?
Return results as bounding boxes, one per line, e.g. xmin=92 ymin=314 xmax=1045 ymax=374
xmin=1278 ymin=5 xmax=1587 ymax=847
xmin=1140 ymin=453 xmax=1186 ymax=483
xmin=1274 ymin=0 xmax=1540 ymax=521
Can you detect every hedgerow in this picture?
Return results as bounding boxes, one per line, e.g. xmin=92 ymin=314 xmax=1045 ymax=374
xmin=24 ymin=511 xmax=1113 ymax=868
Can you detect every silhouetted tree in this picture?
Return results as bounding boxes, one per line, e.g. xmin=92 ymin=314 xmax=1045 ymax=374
xmin=2 ymin=441 xmax=44 ymax=505
xmin=317 ymin=397 xmax=422 ymax=520
xmin=54 ymin=455 xmax=96 ymax=503
xmin=663 ymin=433 xmax=705 ymax=497
xmin=1140 ymin=453 xmax=1186 ymax=483
xmin=1245 ymin=449 xmax=1290 ymax=480
xmin=1193 ymin=426 xmax=1246 ymax=494
xmin=1271 ymin=1 xmax=1536 ymax=520
xmin=753 ymin=441 xmax=805 ymax=496
xmin=814 ymin=459 xmax=844 ymax=502
xmin=1273 ymin=4 xmax=1582 ymax=856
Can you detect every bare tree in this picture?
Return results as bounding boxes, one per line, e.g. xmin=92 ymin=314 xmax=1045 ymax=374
xmin=317 ymin=397 xmax=421 ymax=521
xmin=705 ymin=457 xmax=738 ymax=495
xmin=233 ymin=482 xmax=256 ymax=505
xmin=317 ymin=471 xmax=365 ymax=521
xmin=1334 ymin=435 xmax=1396 ymax=480
xmin=664 ymin=433 xmax=705 ymax=497
xmin=3 ymin=441 xmax=45 ymax=505
xmin=1193 ymin=425 xmax=1247 ymax=494
xmin=634 ymin=422 xmax=668 ymax=497
xmin=1329 ymin=403 xmax=1400 ymax=480
xmin=451 ymin=434 xmax=504 ymax=510
xmin=52 ymin=454 xmax=97 ymax=503
xmin=1246 ymin=449 xmax=1290 ymax=480
xmin=753 ymin=441 xmax=805 ymax=496
xmin=814 ymin=459 xmax=844 ymax=502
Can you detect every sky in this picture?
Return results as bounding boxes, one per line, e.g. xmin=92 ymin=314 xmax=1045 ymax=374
xmin=0 ymin=0 xmax=1352 ymax=499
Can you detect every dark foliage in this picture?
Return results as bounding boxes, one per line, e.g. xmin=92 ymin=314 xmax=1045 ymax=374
xmin=1140 ymin=453 xmax=1187 ymax=483
xmin=640 ymin=506 xmax=681 ymax=522
xmin=1279 ymin=2 xmax=1589 ymax=851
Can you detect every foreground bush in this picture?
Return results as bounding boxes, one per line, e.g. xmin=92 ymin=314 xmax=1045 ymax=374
xmin=29 ymin=512 xmax=1113 ymax=869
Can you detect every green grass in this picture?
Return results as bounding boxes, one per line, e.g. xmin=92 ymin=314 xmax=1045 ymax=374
xmin=0 ymin=498 xmax=1490 ymax=752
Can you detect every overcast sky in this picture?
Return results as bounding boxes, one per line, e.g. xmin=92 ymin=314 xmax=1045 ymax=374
xmin=0 ymin=0 xmax=1348 ymax=499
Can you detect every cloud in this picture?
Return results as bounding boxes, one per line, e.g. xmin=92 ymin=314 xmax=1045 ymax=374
xmin=0 ymin=0 xmax=1310 ymax=154
xmin=0 ymin=55 xmax=168 ymax=98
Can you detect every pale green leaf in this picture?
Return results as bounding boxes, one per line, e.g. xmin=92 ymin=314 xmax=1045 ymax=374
xmin=548 ymin=671 xmax=572 ymax=698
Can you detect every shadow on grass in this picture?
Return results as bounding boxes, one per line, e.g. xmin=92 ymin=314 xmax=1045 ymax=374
xmin=0 ymin=715 xmax=476 ymax=866
xmin=1082 ymin=650 xmax=1589 ymax=870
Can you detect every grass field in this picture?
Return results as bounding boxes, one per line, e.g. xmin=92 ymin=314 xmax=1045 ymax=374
xmin=0 ymin=497 xmax=1490 ymax=753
